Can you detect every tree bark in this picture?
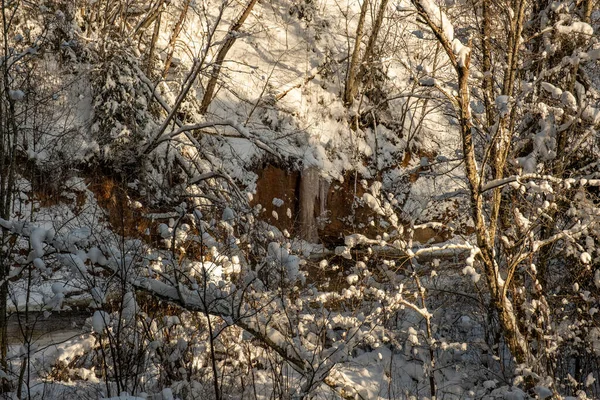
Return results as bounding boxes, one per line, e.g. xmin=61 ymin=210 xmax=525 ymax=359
xmin=480 ymin=0 xmax=495 ymax=126
xmin=199 ymin=0 xmax=259 ymax=114
xmin=0 ymin=0 xmax=17 ymax=390
xmin=355 ymin=0 xmax=389 ymax=85
xmin=0 ymin=237 xmax=8 ymax=392
xmin=488 ymin=0 xmax=526 ymax=246
xmin=133 ymin=5 xmax=159 ymax=34
xmin=582 ymin=0 xmax=594 ymax=22
xmin=146 ymin=4 xmax=163 ymax=76
xmin=163 ymin=0 xmax=191 ymax=77
xmin=344 ymin=0 xmax=370 ymax=106
xmin=411 ymin=0 xmax=532 ymax=371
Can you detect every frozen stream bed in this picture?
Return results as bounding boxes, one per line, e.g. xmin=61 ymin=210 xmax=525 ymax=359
xmin=7 ymin=310 xmax=90 ymax=346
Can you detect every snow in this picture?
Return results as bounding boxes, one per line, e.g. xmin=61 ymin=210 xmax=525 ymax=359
xmin=561 ymin=90 xmax=577 ymax=111
xmin=585 ymin=48 xmax=600 ymax=61
xmin=122 ymin=291 xmax=138 ymax=325
xmin=517 ymin=153 xmax=537 ymax=173
xmin=417 ymin=0 xmax=453 ymax=41
xmin=222 ymin=207 xmax=236 ymax=222
xmin=483 ymin=380 xmax=496 ymax=389
xmin=51 ymin=282 xmax=66 ymax=294
xmin=541 ymin=81 xmax=562 ymax=98
xmin=57 ymin=253 xmax=88 ymax=276
xmin=534 ymin=386 xmax=553 ymax=399
xmin=30 ymin=228 xmax=48 ymax=258
xmin=335 ymin=245 xmax=352 ymax=259
xmin=8 ymin=89 xmax=25 ymax=100
xmin=585 ymin=373 xmax=596 ymax=387
xmin=345 ymin=233 xmax=379 ymax=248
xmin=92 ymin=310 xmax=110 ymax=334
xmin=158 ymin=223 xmax=171 ymax=239
xmin=452 ymin=38 xmax=471 ymax=67
xmin=495 ymin=95 xmax=510 ymax=117
xmin=419 ymin=77 xmax=436 ymax=86
xmin=582 ymin=105 xmax=600 ymax=124
xmin=2 ymin=1 xmax=600 ymax=399
xmin=67 ymin=227 xmax=92 ymax=243
xmin=363 ymin=192 xmax=385 ymax=215
xmin=491 ymin=387 xmax=526 ymax=400
xmin=91 ymin=287 xmax=105 ymax=306
xmin=88 ymin=247 xmax=108 ymax=265
xmin=200 ymin=261 xmax=223 ymax=281
xmin=462 ymin=265 xmax=480 ymax=283
xmin=33 ymin=257 xmax=46 ymax=271
xmin=581 ymin=252 xmax=592 ymax=264
xmin=346 ymin=274 xmax=359 ymax=285
xmin=556 ymin=21 xmax=594 ymax=36
xmin=267 ymin=242 xmax=301 ymax=281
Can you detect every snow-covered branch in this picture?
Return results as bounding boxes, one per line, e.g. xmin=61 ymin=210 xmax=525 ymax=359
xmin=410 ymin=243 xmax=474 ymax=259
xmin=0 ymin=216 xmax=370 ymax=397
xmin=410 ymin=0 xmax=471 ymax=71
xmin=144 ymin=119 xmax=280 ymax=158
xmin=480 ymin=174 xmax=565 ymax=193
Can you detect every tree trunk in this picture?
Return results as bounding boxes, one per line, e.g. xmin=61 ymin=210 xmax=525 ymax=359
xmin=356 ymin=0 xmax=389 ymax=85
xmin=344 ymin=0 xmax=370 ymax=106
xmin=0 ymin=260 xmax=8 ymax=392
xmin=146 ymin=5 xmax=162 ymax=76
xmin=163 ymin=0 xmax=191 ymax=77
xmin=480 ymin=0 xmax=495 ymax=126
xmin=410 ymin=0 xmax=533 ymax=376
xmin=199 ymin=0 xmax=259 ymax=114
xmin=582 ymin=0 xmax=594 ymax=22
xmin=0 ymin=0 xmax=16 ymax=390
xmin=488 ymin=0 xmax=525 ymax=245
xmin=132 ymin=0 xmax=164 ymax=35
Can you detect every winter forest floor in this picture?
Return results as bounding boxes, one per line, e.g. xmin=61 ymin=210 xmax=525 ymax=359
xmin=2 ymin=0 xmax=600 ymax=399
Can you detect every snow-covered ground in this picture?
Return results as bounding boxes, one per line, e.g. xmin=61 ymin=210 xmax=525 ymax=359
xmin=2 ymin=0 xmax=600 ymax=399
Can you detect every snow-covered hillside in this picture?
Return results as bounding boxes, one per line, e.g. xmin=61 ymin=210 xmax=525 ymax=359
xmin=1 ymin=0 xmax=600 ymax=399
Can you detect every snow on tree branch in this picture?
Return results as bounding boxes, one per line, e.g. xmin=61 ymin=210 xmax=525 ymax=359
xmin=411 ymin=0 xmax=470 ymax=70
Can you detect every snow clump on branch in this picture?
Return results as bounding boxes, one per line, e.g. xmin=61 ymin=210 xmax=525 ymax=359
xmin=417 ymin=0 xmax=453 ymax=41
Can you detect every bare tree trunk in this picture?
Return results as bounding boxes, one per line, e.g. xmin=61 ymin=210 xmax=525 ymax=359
xmin=0 ymin=42 xmax=6 ymax=391
xmin=199 ymin=0 xmax=259 ymax=114
xmin=488 ymin=0 xmax=525 ymax=245
xmin=140 ymin=3 xmax=228 ymax=155
xmin=0 ymin=0 xmax=17 ymax=391
xmin=458 ymin=47 xmax=530 ymax=368
xmin=344 ymin=0 xmax=370 ymax=106
xmin=356 ymin=0 xmax=389 ymax=85
xmin=582 ymin=0 xmax=594 ymax=22
xmin=146 ymin=5 xmax=163 ymax=76
xmin=480 ymin=0 xmax=495 ymax=126
xmin=411 ymin=0 xmax=532 ymax=374
xmin=132 ymin=0 xmax=164 ymax=35
xmin=163 ymin=0 xmax=191 ymax=77
xmin=0 ymin=234 xmax=8 ymax=393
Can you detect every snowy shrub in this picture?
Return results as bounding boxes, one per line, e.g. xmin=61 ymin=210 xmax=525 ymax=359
xmin=90 ymin=48 xmax=155 ymax=161
xmin=4 ymin=0 xmax=600 ymax=399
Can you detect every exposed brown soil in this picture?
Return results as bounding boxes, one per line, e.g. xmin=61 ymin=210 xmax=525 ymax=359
xmin=87 ymin=175 xmax=153 ymax=239
xmin=253 ymin=165 xmax=385 ymax=244
xmin=252 ymin=164 xmax=452 ymax=245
